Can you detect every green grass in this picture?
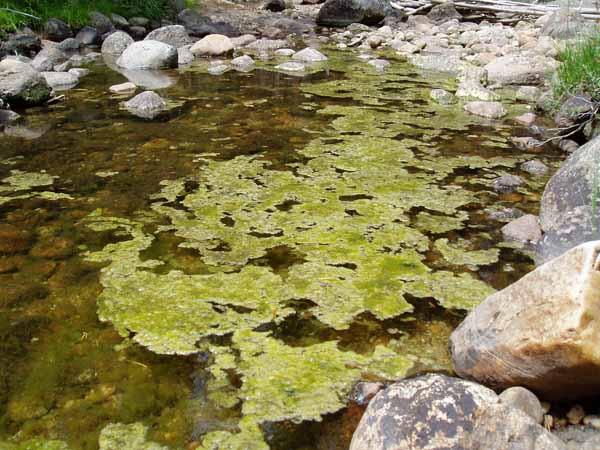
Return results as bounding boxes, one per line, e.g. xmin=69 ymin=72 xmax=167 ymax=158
xmin=0 ymin=0 xmax=190 ymax=34
xmin=552 ymin=29 xmax=600 ymax=102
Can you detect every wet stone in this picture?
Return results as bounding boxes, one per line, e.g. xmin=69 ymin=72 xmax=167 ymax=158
xmin=492 ymin=174 xmax=523 ymax=193
xmin=522 ymin=159 xmax=548 ymax=175
xmin=430 ymin=88 xmax=456 ymax=105
xmin=502 ymin=214 xmax=542 ymax=244
xmin=275 ymin=61 xmax=305 ymax=72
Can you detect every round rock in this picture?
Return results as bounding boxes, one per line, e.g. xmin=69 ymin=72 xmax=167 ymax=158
xmin=190 ymin=34 xmax=234 ymax=57
xmin=101 ymin=31 xmax=134 ymax=56
xmin=499 ymin=386 xmax=544 ymax=424
xmin=116 ymin=40 xmax=178 ymax=70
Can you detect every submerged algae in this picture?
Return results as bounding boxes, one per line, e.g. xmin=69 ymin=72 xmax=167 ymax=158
xmin=0 ymin=170 xmax=72 ymax=206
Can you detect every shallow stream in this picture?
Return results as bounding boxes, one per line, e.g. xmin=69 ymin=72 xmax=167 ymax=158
xmin=0 ymin=48 xmax=561 ymax=450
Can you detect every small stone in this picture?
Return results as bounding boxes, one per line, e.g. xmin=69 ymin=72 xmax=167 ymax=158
xmin=501 ymin=214 xmax=542 ymax=243
xmin=499 ymin=386 xmax=544 ymax=424
xmin=521 ymin=159 xmax=548 ymax=175
xmin=350 ymin=382 xmax=384 ymax=406
xmin=488 ymin=208 xmax=525 ymax=222
xmin=292 ymin=47 xmax=328 ymax=62
xmin=514 ymin=112 xmax=537 ymax=126
xmin=567 ymin=405 xmax=585 ymax=425
xmin=275 ymin=48 xmax=295 ymax=57
xmin=367 ymin=35 xmax=384 ymax=49
xmin=275 ymin=61 xmax=305 ymax=72
xmin=510 ymin=136 xmax=542 ymax=150
xmin=178 ymin=47 xmax=194 ymax=65
xmin=190 ymin=34 xmax=234 ymax=57
xmin=207 ymin=63 xmax=229 ymax=75
xmin=231 ymin=55 xmax=255 ymax=70
xmin=464 ymin=101 xmax=507 ymax=119
xmin=583 ymin=415 xmax=600 ymax=430
xmin=493 ymin=174 xmax=523 ymax=193
xmin=68 ymin=68 xmax=89 ymax=78
xmin=109 ymin=82 xmax=137 ymax=94
xmin=430 ymin=88 xmax=456 ymax=105
xmin=124 ymin=91 xmax=167 ymax=119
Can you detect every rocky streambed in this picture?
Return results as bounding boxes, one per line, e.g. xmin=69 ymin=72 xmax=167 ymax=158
xmin=0 ymin=1 xmax=598 ymax=450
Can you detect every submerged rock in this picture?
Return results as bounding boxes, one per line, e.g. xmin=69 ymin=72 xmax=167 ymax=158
xmin=430 ymin=88 xmax=456 ymax=105
xmin=0 ymin=60 xmax=51 ymax=107
xmin=123 ymin=90 xmax=167 ymax=119
xmin=117 ymin=40 xmax=178 ymax=70
xmin=316 ymin=0 xmax=390 ymax=27
xmin=231 ymin=55 xmax=255 ymax=70
xmin=350 ymin=374 xmax=565 ymax=450
xmin=451 ymin=241 xmax=600 ymax=399
xmin=275 ymin=61 xmax=305 ymax=72
xmin=492 ymin=174 xmax=523 ymax=193
xmin=464 ymin=101 xmax=507 ymax=119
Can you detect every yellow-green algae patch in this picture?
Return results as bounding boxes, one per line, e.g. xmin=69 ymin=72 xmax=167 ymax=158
xmin=0 ymin=170 xmax=73 ymax=206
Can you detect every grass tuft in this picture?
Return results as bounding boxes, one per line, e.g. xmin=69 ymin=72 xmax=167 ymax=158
xmin=552 ymin=29 xmax=600 ymax=102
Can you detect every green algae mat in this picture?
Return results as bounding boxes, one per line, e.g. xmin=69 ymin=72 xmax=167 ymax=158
xmin=0 ymin=50 xmax=557 ymax=450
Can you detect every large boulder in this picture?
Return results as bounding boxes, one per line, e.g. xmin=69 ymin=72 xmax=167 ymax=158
xmin=0 ymin=60 xmax=52 ymax=106
xmin=485 ymin=55 xmax=554 ymax=86
xmin=350 ymin=374 xmax=565 ymax=450
xmin=427 ymin=2 xmax=462 ymax=24
xmin=75 ymin=26 xmax=102 ymax=46
xmin=43 ymin=18 xmax=73 ymax=42
xmin=451 ymin=241 xmax=600 ymax=400
xmin=101 ymin=31 xmax=134 ymax=56
xmin=116 ymin=40 xmax=178 ymax=70
xmin=31 ymin=46 xmax=68 ymax=72
xmin=89 ymin=11 xmax=115 ymax=35
xmin=177 ymin=9 xmax=238 ymax=37
xmin=538 ymin=136 xmax=600 ymax=263
xmin=316 ymin=0 xmax=391 ymax=27
xmin=145 ymin=25 xmax=193 ymax=48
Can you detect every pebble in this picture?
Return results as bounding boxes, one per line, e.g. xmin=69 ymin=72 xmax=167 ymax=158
xmin=109 ymin=82 xmax=137 ymax=94
xmin=567 ymin=405 xmax=586 ymax=425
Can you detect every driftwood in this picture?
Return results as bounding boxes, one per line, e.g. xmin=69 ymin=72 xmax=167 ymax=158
xmin=390 ymin=0 xmax=600 ymax=19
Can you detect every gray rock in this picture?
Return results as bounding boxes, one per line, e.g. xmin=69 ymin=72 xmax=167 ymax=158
xmin=110 ymin=14 xmax=129 ymax=30
xmin=124 ymin=90 xmax=167 ymax=119
xmin=116 ymin=40 xmax=178 ymax=69
xmin=451 ymin=240 xmax=600 ymax=400
xmin=207 ymin=63 xmax=229 ymax=75
xmin=43 ymin=18 xmax=72 ymax=42
xmin=493 ymin=174 xmax=523 ymax=193
xmin=558 ymin=139 xmax=579 ymax=153
xmin=264 ymin=0 xmax=287 ymax=12
xmin=409 ymin=52 xmax=465 ymax=75
xmin=456 ymin=80 xmax=498 ymax=101
xmin=316 ymin=0 xmax=391 ymax=27
xmin=430 ymin=88 xmax=457 ymax=105
xmin=68 ymin=68 xmax=89 ymax=78
xmin=511 ymin=136 xmax=543 ymax=151
xmin=0 ymin=109 xmax=20 ymax=125
xmin=190 ymin=34 xmax=234 ymax=57
xmin=31 ymin=47 xmax=68 ymax=72
xmin=231 ymin=34 xmax=257 ymax=48
xmin=130 ymin=17 xmax=150 ymax=28
xmin=464 ymin=101 xmax=507 ymax=119
xmin=145 ymin=25 xmax=193 ymax=48
xmin=554 ymin=94 xmax=593 ymax=128
xmin=485 ymin=55 xmax=554 ymax=86
xmin=177 ymin=9 xmax=238 ymax=38
xmin=502 ymin=215 xmax=542 ymax=243
xmin=1 ymin=34 xmax=41 ymax=57
xmin=177 ymin=47 xmax=194 ymax=65
xmin=101 ymin=31 xmax=134 ymax=56
xmin=41 ymin=71 xmax=79 ymax=90
xmin=54 ymin=61 xmax=72 ymax=72
xmin=582 ymin=435 xmax=600 ymax=450
xmin=499 ymin=386 xmax=545 ymax=424
xmin=488 ymin=207 xmax=525 ymax=222
xmin=246 ymin=39 xmax=288 ymax=52
xmin=89 ymin=11 xmax=115 ymax=35
xmin=75 ymin=26 xmax=102 ymax=46
xmin=0 ymin=59 xmax=52 ymax=106
xmin=515 ymin=112 xmax=537 ymax=126
xmin=56 ymin=38 xmax=81 ymax=52
xmin=539 ymin=135 xmax=600 ymax=263
xmin=350 ymin=374 xmax=565 ymax=450
xmin=292 ymin=47 xmax=328 ymax=62
xmin=231 ymin=54 xmax=255 ymax=70
xmin=522 ymin=159 xmax=549 ymax=175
